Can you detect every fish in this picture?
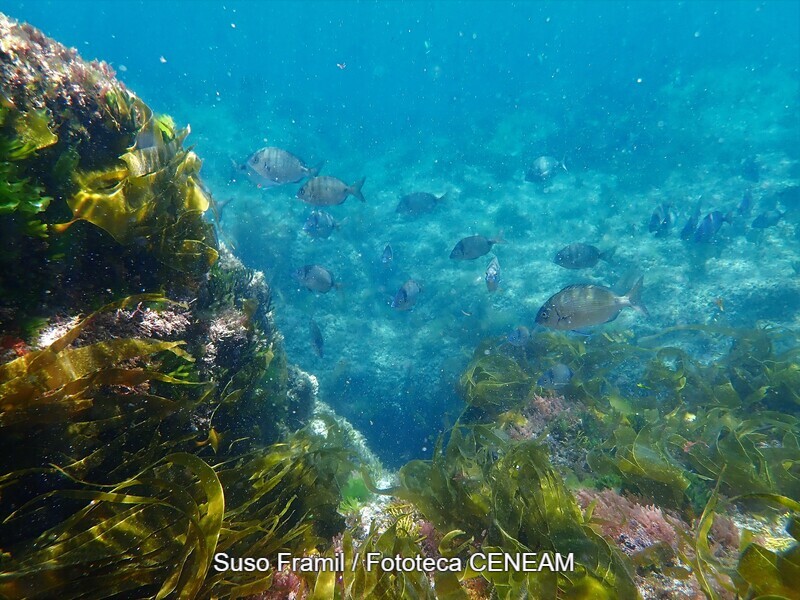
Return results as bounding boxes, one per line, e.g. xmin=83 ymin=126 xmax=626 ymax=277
xmin=507 ymin=325 xmax=530 ymax=347
xmin=741 ymin=156 xmax=760 ymax=182
xmin=242 ymin=147 xmax=322 ymax=188
xmin=648 ymin=203 xmax=674 ymax=237
xmin=391 ymin=279 xmax=421 ymax=311
xmin=537 ymin=363 xmax=574 ymax=389
xmin=381 ymin=243 xmax=394 ymax=265
xmin=693 ymin=211 xmax=731 ymax=243
xmin=450 ymin=234 xmax=505 ymax=260
xmin=309 ymin=319 xmax=324 ymax=357
xmin=738 ymin=190 xmax=753 ymax=216
xmin=553 ymin=243 xmax=615 ymax=270
xmin=303 ymin=210 xmax=339 ymax=239
xmin=525 ymin=155 xmax=566 ymax=183
xmin=535 ymin=276 xmax=649 ymax=331
xmin=292 ymin=264 xmax=338 ymax=293
xmin=680 ymin=205 xmax=701 ymax=240
xmin=297 ymin=175 xmax=365 ymax=206
xmin=395 ymin=192 xmax=447 ymax=215
xmin=751 ymin=210 xmax=785 ymax=229
xmin=485 ymin=257 xmax=501 ymax=292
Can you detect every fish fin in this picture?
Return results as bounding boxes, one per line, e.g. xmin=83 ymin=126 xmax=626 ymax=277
xmin=492 ymin=230 xmax=507 ymax=245
xmin=349 ymin=176 xmax=366 ymax=202
xmin=625 ymin=276 xmax=649 ymax=317
xmin=561 ymin=154 xmax=568 ymax=172
xmin=309 ymin=160 xmax=325 ymax=178
xmin=230 ymin=158 xmax=245 ymax=174
xmin=437 ymin=191 xmax=448 ymax=203
xmin=571 ymin=328 xmax=593 ymax=337
xmin=600 ymin=246 xmax=617 ymax=263
xmin=215 ymin=197 xmax=234 ymax=219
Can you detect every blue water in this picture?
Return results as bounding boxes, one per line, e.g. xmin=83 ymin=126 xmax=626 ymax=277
xmin=4 ymin=0 xmax=798 ymax=467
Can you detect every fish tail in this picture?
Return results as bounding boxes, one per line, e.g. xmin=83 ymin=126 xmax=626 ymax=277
xmin=492 ymin=230 xmax=507 ymax=245
xmin=625 ymin=276 xmax=649 ymax=317
xmin=216 ymin=197 xmax=234 ymax=218
xmin=350 ymin=176 xmax=366 ymax=202
xmin=600 ymin=246 xmax=617 ymax=263
xmin=309 ymin=160 xmax=325 ymax=177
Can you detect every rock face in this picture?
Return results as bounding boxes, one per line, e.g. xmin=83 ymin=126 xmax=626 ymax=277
xmin=0 ymin=15 xmax=340 ymax=598
xmin=0 ymin=9 xmax=305 ymax=446
xmin=0 ymin=12 xmax=218 ymax=332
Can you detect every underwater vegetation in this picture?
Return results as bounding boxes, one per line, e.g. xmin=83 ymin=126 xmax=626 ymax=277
xmin=0 ymin=13 xmax=217 ymax=336
xmin=441 ymin=324 xmax=800 ymax=597
xmin=0 ymin=15 xmax=348 ymax=600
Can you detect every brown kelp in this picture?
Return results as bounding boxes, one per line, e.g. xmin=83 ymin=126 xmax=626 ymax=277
xmin=0 ymin=291 xmax=354 ymax=598
xmin=363 ymin=424 xmax=639 ymax=599
xmin=457 ymin=324 xmax=799 ymax=594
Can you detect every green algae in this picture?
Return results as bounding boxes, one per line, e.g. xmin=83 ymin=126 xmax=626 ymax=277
xmin=0 ymin=104 xmax=55 ymax=237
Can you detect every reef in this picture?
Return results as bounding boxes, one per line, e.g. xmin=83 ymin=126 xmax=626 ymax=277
xmin=1 ymin=12 xmax=798 ymax=600
xmin=0 ymin=13 xmax=357 ymax=599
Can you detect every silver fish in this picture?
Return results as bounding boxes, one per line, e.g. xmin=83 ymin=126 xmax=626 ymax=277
xmin=507 ymin=325 xmax=530 ymax=347
xmin=553 ymin=243 xmax=615 ymax=269
xmin=292 ymin=264 xmax=338 ymax=293
xmin=303 ymin=210 xmax=339 ymax=239
xmin=450 ymin=234 xmax=504 ymax=261
xmin=243 ymin=147 xmax=322 ymax=188
xmin=537 ymin=364 xmax=574 ymax=389
xmin=525 ymin=155 xmax=566 ymax=183
xmin=396 ymin=192 xmax=447 ymax=215
xmin=751 ymin=210 xmax=785 ymax=229
xmin=309 ymin=319 xmax=324 ymax=358
xmin=535 ymin=277 xmax=649 ymax=330
xmin=381 ymin=243 xmax=394 ymax=265
xmin=297 ymin=175 xmax=365 ymax=206
xmin=485 ymin=257 xmax=501 ymax=292
xmin=391 ymin=279 xmax=421 ymax=311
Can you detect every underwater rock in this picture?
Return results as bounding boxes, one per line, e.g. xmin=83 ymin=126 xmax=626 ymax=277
xmin=1 ymin=12 xmax=217 ymax=335
xmin=0 ymin=18 xmax=375 ymax=598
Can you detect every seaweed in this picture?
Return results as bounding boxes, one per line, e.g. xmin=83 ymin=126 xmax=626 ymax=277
xmin=337 ymin=523 xmax=439 ymax=600
xmin=53 ymin=105 xmax=218 ymax=275
xmin=0 ymin=103 xmax=56 ymax=237
xmin=365 ymin=425 xmax=639 ymax=599
xmin=2 ymin=21 xmax=220 ymax=332
xmin=458 ymin=353 xmax=531 ymax=415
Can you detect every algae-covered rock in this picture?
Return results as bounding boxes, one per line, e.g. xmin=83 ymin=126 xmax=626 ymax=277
xmin=0 ymin=12 xmax=217 ymax=335
xmin=0 ymin=15 xmax=361 ymax=599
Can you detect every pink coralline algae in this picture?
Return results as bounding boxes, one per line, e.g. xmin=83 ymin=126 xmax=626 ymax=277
xmin=575 ymin=488 xmax=681 ymax=555
xmin=0 ymin=12 xmax=140 ymax=165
